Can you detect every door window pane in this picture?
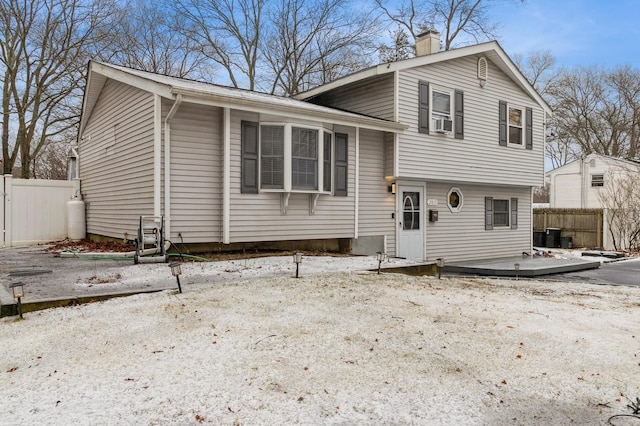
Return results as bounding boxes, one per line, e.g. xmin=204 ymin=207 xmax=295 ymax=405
xmin=402 ymin=191 xmax=420 ymax=230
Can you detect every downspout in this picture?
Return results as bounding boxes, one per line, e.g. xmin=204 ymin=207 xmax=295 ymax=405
xmin=154 ymin=95 xmax=162 ymax=218
xmin=163 ymin=94 xmax=182 ymax=241
xmin=393 ymin=70 xmax=400 ymax=178
xmin=354 ymin=127 xmax=360 ymax=239
xmin=223 ymin=107 xmax=230 ymax=244
xmin=1 ymin=175 xmax=5 ymax=247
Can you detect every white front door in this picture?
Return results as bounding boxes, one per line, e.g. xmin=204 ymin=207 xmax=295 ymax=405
xmin=397 ymin=185 xmax=425 ymax=260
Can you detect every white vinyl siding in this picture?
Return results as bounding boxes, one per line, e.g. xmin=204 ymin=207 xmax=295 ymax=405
xmin=229 ymin=111 xmax=356 ymax=242
xmin=358 ymin=128 xmax=396 ymax=256
xmin=80 ymin=80 xmax=155 ymax=239
xmin=167 ymin=102 xmax=222 ymax=243
xmin=425 ymin=182 xmax=531 ymax=261
xmin=397 ymin=55 xmax=544 ymax=186
xmin=309 ymin=74 xmax=396 ymax=121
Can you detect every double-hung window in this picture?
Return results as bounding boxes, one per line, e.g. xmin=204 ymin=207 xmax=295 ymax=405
xmin=591 ymin=174 xmax=604 ymax=187
xmin=432 ymin=89 xmax=452 ymax=125
xmin=260 ymin=125 xmax=285 ymax=189
xmin=418 ymin=80 xmax=464 ymax=138
xmin=291 ymin=127 xmax=318 ymax=190
xmin=499 ymin=101 xmax=533 ymax=149
xmin=508 ymin=107 xmax=523 ymax=145
xmin=241 ymin=121 xmax=347 ymax=196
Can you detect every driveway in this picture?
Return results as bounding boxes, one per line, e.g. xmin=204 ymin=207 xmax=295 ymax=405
xmin=0 ymin=246 xmax=175 ymax=310
xmin=554 ymin=257 xmax=640 ymax=287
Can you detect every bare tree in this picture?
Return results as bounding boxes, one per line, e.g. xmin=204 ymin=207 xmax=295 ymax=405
xmin=548 ymin=66 xmax=640 ymax=161
xmin=375 ymin=0 xmax=521 ymax=56
xmin=0 ymin=0 xmax=115 ymax=177
xmin=599 ymin=165 xmax=640 ymax=251
xmin=379 ymin=28 xmax=413 ymax=63
xmin=32 ymin=137 xmax=69 ymax=180
xmin=94 ymin=0 xmax=211 ymax=79
xmin=174 ymin=0 xmax=264 ymax=90
xmin=263 ymin=0 xmax=378 ymax=96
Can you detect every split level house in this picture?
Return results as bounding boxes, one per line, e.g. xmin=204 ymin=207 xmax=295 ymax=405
xmin=76 ymin=31 xmax=551 ymax=261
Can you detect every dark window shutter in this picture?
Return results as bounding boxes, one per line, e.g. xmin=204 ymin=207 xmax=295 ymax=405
xmin=498 ymin=101 xmax=507 ymax=146
xmin=485 ymin=197 xmax=494 ymax=230
xmin=525 ymin=107 xmax=533 ymax=150
xmin=241 ymin=121 xmax=259 ymax=193
xmin=418 ymin=81 xmax=430 ymax=134
xmin=334 ymin=133 xmax=348 ymax=196
xmin=454 ymin=90 xmax=464 ymax=139
xmin=323 ymin=132 xmax=332 ymax=192
xmin=510 ymin=198 xmax=518 ymax=229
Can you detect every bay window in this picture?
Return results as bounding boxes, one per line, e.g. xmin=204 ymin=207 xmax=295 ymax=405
xmin=241 ymin=120 xmax=347 ymax=195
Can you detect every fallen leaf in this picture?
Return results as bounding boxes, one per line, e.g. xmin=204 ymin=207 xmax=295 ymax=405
xmin=6 ymin=367 xmax=18 ymax=373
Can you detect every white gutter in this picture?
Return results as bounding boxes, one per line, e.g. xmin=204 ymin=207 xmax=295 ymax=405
xmin=164 ymin=94 xmax=182 ymax=241
xmin=171 ymin=87 xmax=407 ymax=134
xmin=223 ymin=108 xmax=231 ymax=244
xmin=154 ymin=95 xmax=162 ymax=218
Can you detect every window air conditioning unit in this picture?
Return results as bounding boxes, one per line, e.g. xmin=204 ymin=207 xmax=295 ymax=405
xmin=434 ymin=118 xmax=453 ymax=133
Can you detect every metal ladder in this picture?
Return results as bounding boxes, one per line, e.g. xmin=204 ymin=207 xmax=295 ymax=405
xmin=134 ymin=216 xmax=167 ymax=264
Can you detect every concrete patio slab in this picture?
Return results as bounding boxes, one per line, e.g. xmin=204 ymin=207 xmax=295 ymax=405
xmin=444 ymin=256 xmax=602 ymax=277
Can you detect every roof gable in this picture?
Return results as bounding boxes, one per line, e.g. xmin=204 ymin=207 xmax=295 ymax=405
xmin=296 ymin=41 xmax=551 ymax=116
xmin=547 ymin=153 xmax=640 ymax=177
xmin=78 ymin=61 xmax=408 ymax=137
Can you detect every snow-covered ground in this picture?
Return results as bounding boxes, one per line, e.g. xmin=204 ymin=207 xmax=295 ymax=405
xmin=2 ymin=258 xmax=640 ymax=425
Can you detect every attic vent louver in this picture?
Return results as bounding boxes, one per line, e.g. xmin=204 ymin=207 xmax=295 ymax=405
xmin=477 ymin=57 xmax=488 ymax=87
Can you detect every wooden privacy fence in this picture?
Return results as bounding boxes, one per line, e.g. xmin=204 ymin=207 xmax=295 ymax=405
xmin=1 ymin=175 xmax=75 ymax=247
xmin=533 ymin=208 xmax=604 ymax=249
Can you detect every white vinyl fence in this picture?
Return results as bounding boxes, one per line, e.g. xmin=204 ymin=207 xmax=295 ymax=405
xmin=1 ymin=175 xmax=75 ymax=247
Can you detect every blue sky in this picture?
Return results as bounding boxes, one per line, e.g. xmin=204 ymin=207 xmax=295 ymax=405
xmin=490 ymin=0 xmax=640 ymax=69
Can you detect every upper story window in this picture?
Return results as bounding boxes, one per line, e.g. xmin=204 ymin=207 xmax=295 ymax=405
xmin=591 ymin=174 xmax=604 ymax=187
xmin=431 ymin=89 xmax=452 ymax=125
xmin=499 ymin=101 xmax=532 ymax=150
xmin=418 ymin=80 xmax=464 ymax=139
xmin=241 ymin=121 xmax=347 ymax=196
xmin=508 ymin=106 xmax=523 ymax=145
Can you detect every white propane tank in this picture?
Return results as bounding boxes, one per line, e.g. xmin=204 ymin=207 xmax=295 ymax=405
xmin=67 ymin=199 xmax=86 ymax=240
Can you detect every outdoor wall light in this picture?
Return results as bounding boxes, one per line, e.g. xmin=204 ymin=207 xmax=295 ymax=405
xmin=436 ymin=258 xmax=445 ymax=279
xmin=9 ymin=282 xmax=25 ymax=319
xmin=376 ymin=251 xmax=386 ymax=274
xmin=293 ymin=252 xmax=303 ymax=278
xmin=388 ymin=183 xmax=397 ymax=194
xmin=514 ymin=263 xmax=520 ymax=281
xmin=168 ymin=261 xmax=183 ymax=293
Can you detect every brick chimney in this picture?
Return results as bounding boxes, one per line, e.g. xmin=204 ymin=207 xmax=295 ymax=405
xmin=415 ymin=30 xmax=441 ymax=56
